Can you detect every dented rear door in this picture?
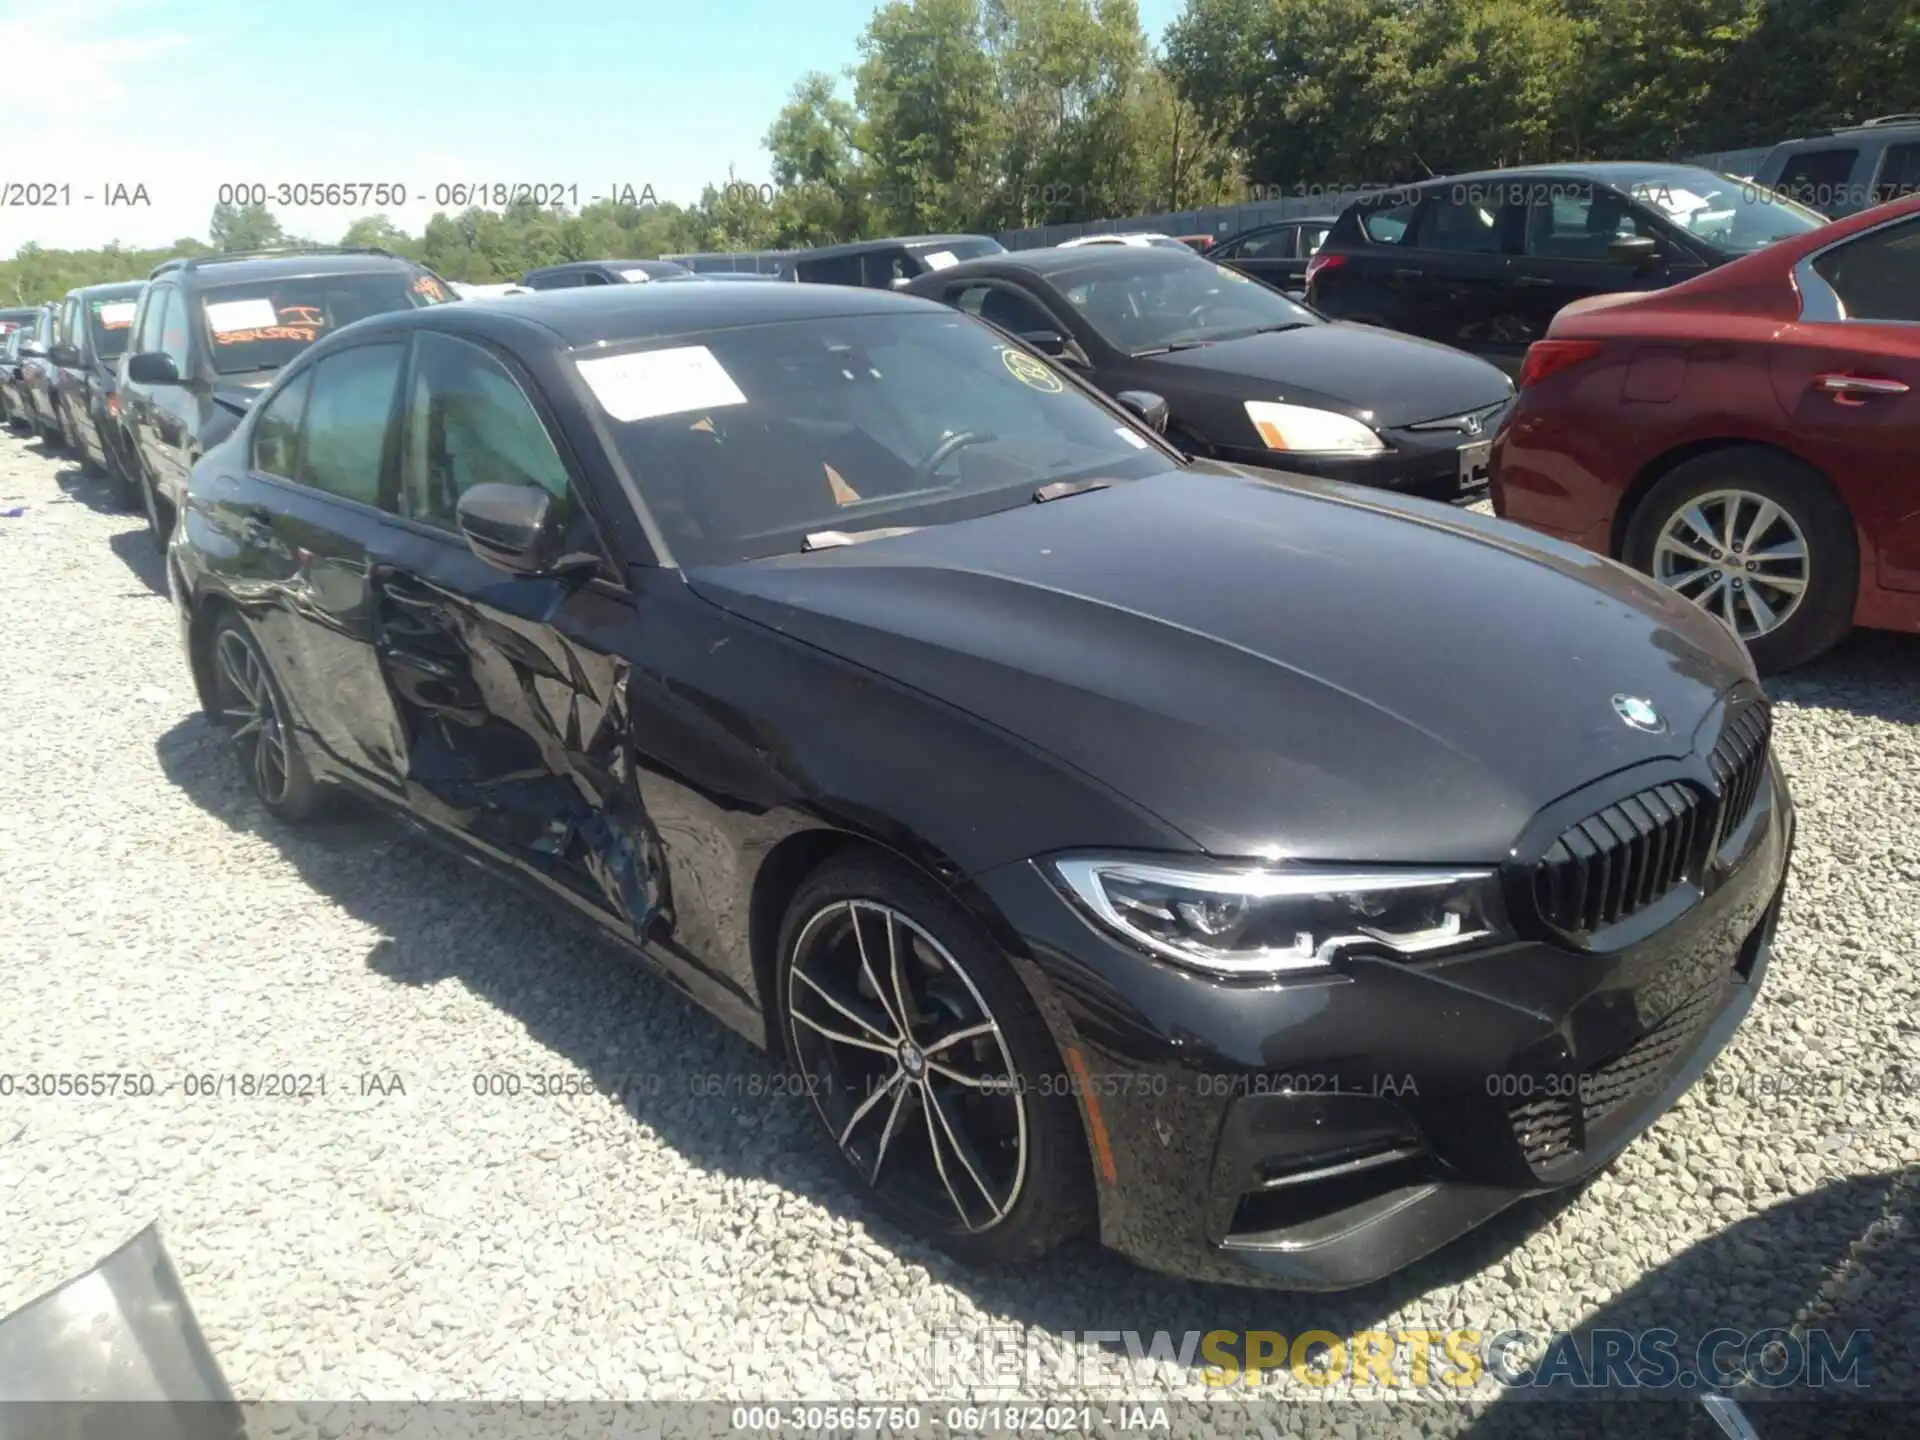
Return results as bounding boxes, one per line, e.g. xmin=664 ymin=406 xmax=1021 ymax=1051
xmin=368 ymin=329 xmax=666 ymax=933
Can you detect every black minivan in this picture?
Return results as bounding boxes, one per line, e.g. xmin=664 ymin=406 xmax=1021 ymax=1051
xmin=1305 ymin=164 xmax=1830 ymax=371
xmin=781 ymin=236 xmax=1005 ymax=289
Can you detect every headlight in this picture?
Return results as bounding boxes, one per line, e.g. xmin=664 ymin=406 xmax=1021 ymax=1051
xmin=1244 ymin=400 xmax=1385 ymax=456
xmin=1048 ymin=856 xmax=1509 ymax=977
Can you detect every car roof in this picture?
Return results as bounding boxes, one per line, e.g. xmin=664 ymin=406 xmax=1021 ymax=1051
xmin=789 ymin=235 xmax=996 ymax=260
xmin=166 ymin=252 xmax=426 ymax=286
xmin=525 ymin=259 xmax=689 ymax=277
xmin=928 ymin=245 xmax=1205 ymax=281
xmin=1372 ymin=162 xmax=1743 ymax=194
xmin=65 ymin=280 xmax=146 ymax=300
xmin=364 ymin=278 xmax=950 ymax=348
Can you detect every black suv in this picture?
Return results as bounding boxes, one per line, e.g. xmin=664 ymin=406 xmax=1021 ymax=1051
xmin=50 ymin=281 xmax=145 ymax=491
xmin=779 ymin=235 xmax=1005 ymax=289
xmin=520 ymin=259 xmax=691 ymax=288
xmin=1305 ymin=164 xmax=1830 ymax=371
xmin=1751 ymin=115 xmax=1920 ymax=218
xmin=119 ymin=247 xmax=458 ymax=545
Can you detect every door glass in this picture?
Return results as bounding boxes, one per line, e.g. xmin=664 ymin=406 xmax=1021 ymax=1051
xmin=1812 ymin=216 xmax=1920 ymax=323
xmin=1416 ymin=194 xmax=1503 ymax=253
xmin=863 ymin=251 xmax=912 ymax=287
xmin=251 ymin=370 xmax=312 ymax=480
xmin=294 ymin=343 xmax=405 ymax=509
xmin=401 ymin=331 xmax=576 ymax=531
xmin=1873 ymin=144 xmax=1920 ymax=205
xmin=131 ymin=289 xmax=164 ymax=354
xmin=951 ymin=285 xmax=1056 ymax=335
xmin=157 ymin=290 xmax=191 ymax=371
xmin=1302 ymin=226 xmax=1330 ymax=255
xmin=1775 ymin=148 xmax=1859 ymax=211
xmin=1362 ymin=202 xmax=1419 ymax=245
xmin=1522 ymin=191 xmax=1654 ymax=260
xmin=1235 ymin=229 xmax=1292 ymax=259
xmin=797 ymin=254 xmax=864 ymax=286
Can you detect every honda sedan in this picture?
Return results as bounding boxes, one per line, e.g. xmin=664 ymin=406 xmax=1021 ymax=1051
xmin=169 ymin=282 xmax=1792 ymax=1288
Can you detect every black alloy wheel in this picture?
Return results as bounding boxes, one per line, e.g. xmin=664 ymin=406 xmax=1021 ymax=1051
xmin=210 ymin=617 xmax=321 ymax=820
xmin=778 ymin=853 xmax=1093 ymax=1264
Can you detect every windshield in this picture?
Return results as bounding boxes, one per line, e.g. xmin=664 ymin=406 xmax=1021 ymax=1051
xmin=199 ymin=269 xmax=455 ymax=375
xmin=580 ymin=311 xmax=1168 ymax=565
xmin=1057 ymin=254 xmax=1318 ymax=352
xmin=87 ymin=294 xmax=141 ymax=359
xmin=1625 ymin=169 xmax=1828 ymax=253
xmin=913 ymin=238 xmax=1004 ymax=266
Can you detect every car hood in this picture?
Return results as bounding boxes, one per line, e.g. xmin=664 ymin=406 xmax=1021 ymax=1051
xmin=1147 ymin=323 xmax=1513 ymax=429
xmin=684 ymin=468 xmax=1753 ymax=865
xmin=211 ymin=376 xmax=274 ymax=417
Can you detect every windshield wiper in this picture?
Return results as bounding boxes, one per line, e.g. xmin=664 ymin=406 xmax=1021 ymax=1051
xmin=1141 ymin=321 xmax=1315 ymax=355
xmin=1033 ymin=477 xmax=1113 ymax=504
xmin=800 ymin=526 xmax=920 ymax=551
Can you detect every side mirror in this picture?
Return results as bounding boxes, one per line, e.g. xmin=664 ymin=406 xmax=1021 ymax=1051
xmin=1021 ymin=329 xmax=1068 ymax=357
xmin=49 ymin=344 xmax=80 ymax=368
xmin=1115 ymin=390 xmax=1169 ymax=433
xmin=1607 ymin=234 xmax=1662 ymax=271
xmin=126 ymin=352 xmax=181 ymax=386
xmin=18 ymin=342 xmax=46 ymax=361
xmin=456 ymin=482 xmax=574 ymax=576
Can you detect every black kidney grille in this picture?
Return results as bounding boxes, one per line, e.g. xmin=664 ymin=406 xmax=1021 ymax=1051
xmin=1533 ymin=782 xmax=1706 ymax=935
xmin=1709 ymin=703 xmax=1771 ymax=849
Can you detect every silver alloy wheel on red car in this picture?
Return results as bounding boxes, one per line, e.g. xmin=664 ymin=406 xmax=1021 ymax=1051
xmin=1652 ymin=487 xmax=1811 ymax=642
xmin=785 ymin=898 xmax=1029 ymax=1234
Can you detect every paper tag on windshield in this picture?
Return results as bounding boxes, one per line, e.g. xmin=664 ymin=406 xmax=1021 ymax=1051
xmin=576 ymin=345 xmax=747 ymax=423
xmin=96 ymin=301 xmax=137 ymax=327
xmin=620 ymin=269 xmax=654 ymax=283
xmin=205 ymin=299 xmax=280 ymax=334
xmin=920 ymin=250 xmax=958 ymax=271
xmin=1115 ymin=428 xmax=1149 ymax=449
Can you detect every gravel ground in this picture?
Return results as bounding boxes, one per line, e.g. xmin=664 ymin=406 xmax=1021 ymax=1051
xmin=1 ymin=437 xmax=1916 ymax=1428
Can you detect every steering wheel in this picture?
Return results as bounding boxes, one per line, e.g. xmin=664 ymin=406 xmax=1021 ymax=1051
xmin=912 ymin=430 xmax=993 ymax=486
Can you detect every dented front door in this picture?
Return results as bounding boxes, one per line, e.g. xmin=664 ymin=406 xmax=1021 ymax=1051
xmin=366 ymin=527 xmax=667 ymax=934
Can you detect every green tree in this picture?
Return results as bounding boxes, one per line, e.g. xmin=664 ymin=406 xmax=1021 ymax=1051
xmin=208 ymin=202 xmax=286 ymax=252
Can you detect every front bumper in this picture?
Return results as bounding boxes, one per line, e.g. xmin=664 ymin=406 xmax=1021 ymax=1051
xmin=976 ymin=747 xmax=1793 ymax=1290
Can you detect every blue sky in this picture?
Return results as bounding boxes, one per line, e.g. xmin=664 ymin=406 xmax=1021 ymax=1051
xmin=0 ymin=0 xmax=1187 ymax=253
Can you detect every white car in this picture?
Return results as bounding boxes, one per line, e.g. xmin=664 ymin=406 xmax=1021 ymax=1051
xmin=448 ymin=281 xmax=533 ymax=298
xmin=1056 ymin=232 xmax=1193 ymax=250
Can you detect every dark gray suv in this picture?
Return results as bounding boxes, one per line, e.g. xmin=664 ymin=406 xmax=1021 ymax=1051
xmin=1752 ymin=115 xmax=1920 ymax=217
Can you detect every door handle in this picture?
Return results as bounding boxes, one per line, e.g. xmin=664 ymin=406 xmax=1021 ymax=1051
xmin=1514 ymin=275 xmax=1555 ymax=288
xmin=1815 ymin=373 xmax=1909 ymax=402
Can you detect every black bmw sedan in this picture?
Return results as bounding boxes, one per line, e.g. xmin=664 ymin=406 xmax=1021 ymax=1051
xmin=167 ymin=281 xmax=1792 ymax=1289
xmin=904 ymin=245 xmax=1516 ymax=497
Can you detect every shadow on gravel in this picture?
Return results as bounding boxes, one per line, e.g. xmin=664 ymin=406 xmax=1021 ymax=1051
xmin=49 ymin=457 xmax=126 ymax=518
xmin=107 ymin=529 xmax=167 ymax=597
xmin=1766 ymin=630 xmax=1920 ymax=727
xmin=1461 ymin=1166 xmax=1916 ymax=1439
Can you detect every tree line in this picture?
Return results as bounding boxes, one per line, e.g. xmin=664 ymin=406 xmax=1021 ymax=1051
xmin=5 ymin=0 xmax=1912 ymax=301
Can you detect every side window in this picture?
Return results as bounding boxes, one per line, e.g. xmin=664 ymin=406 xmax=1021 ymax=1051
xmin=400 ymin=331 xmax=577 ymax=532
xmin=1776 ymin=148 xmax=1859 ymax=211
xmin=59 ymin=299 xmax=79 ymax=349
xmin=863 ymin=250 xmax=911 ymax=287
xmin=1812 ymin=215 xmax=1920 ymax=323
xmin=157 ymin=289 xmax=191 ymax=371
xmin=1362 ymin=201 xmax=1419 ymax=245
xmin=951 ymin=283 xmax=1057 ymax=336
xmin=131 ymin=288 xmax=164 ymax=354
xmin=1302 ymin=225 xmax=1331 ymax=255
xmin=796 ymin=254 xmax=864 ymax=286
xmin=250 ymin=370 xmax=311 ymax=480
xmin=527 ymin=272 xmax=575 ymax=290
xmin=1415 ymin=193 xmax=1504 ymax=253
xmin=1236 ymin=229 xmax=1293 ymax=259
xmin=294 ymin=343 xmax=405 ymax=509
xmin=1522 ymin=189 xmax=1656 ymax=260
xmin=579 ymin=271 xmax=611 ymax=286
xmin=1873 ymin=143 xmax=1920 ymax=205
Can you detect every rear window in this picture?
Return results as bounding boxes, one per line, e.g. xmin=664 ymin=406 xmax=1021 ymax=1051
xmin=1774 ymin=148 xmax=1862 ymax=212
xmin=198 ymin=269 xmax=454 ymax=375
xmin=87 ymin=295 xmax=141 ymax=359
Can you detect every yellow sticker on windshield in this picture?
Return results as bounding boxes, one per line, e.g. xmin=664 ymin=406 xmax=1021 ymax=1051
xmin=1002 ymin=348 xmax=1063 ymax=393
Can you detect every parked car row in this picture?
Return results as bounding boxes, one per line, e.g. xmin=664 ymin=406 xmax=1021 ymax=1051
xmin=136 ymin=274 xmax=1791 ymax=1292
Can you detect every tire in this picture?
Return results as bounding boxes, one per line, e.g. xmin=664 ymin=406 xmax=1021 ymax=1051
xmin=208 ymin=614 xmax=323 ymax=821
xmin=1623 ymin=446 xmax=1856 ymax=674
xmin=776 ymin=851 xmax=1094 ymax=1267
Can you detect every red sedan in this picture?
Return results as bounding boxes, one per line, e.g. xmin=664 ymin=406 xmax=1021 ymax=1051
xmin=1490 ymin=194 xmax=1920 ymax=672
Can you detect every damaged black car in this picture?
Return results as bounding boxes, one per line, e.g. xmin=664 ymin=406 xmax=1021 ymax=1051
xmin=168 ymin=282 xmax=1791 ymax=1289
